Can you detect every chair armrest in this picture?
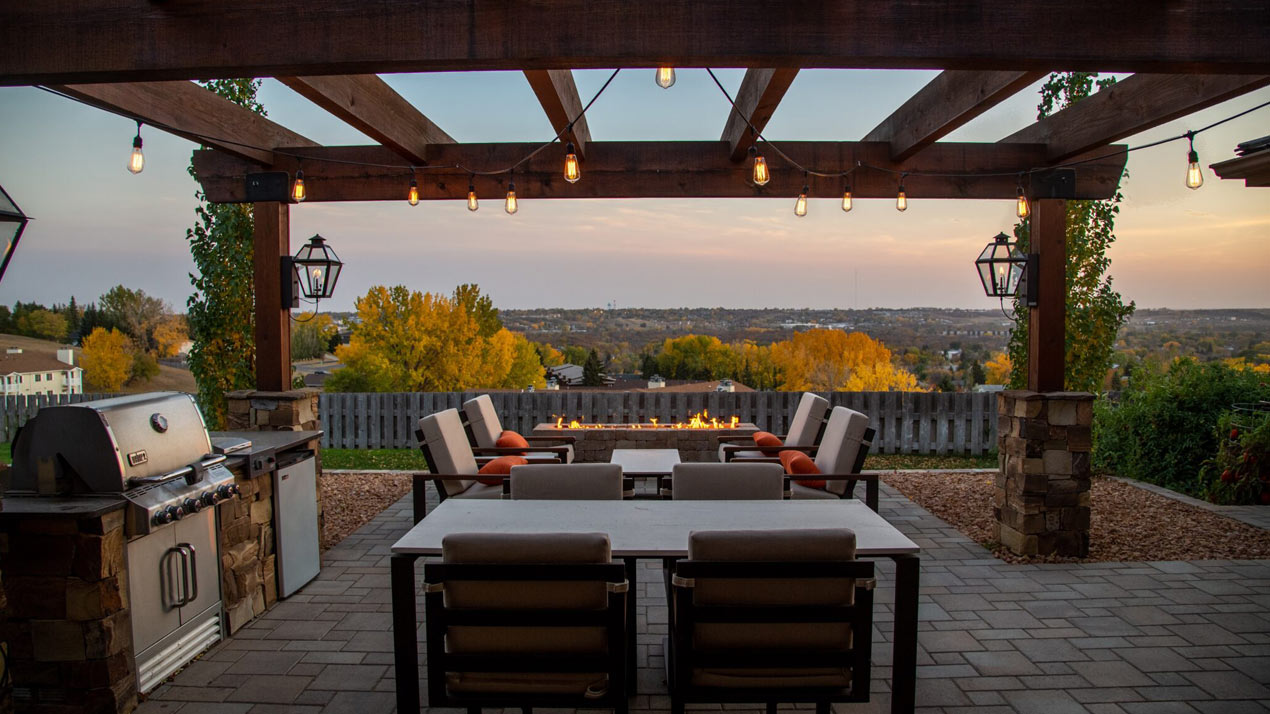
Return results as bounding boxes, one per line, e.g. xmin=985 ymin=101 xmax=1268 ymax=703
xmin=813 ymin=473 xmax=880 ymax=512
xmin=524 ymin=435 xmax=577 ymax=445
xmin=472 ymin=445 xmax=569 ymax=456
xmin=727 ymin=456 xmax=781 ymax=463
xmin=713 ymin=435 xmax=754 ymax=446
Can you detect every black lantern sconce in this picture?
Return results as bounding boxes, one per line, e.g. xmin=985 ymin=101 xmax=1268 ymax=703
xmin=976 ymin=232 xmax=1037 ymax=308
xmin=282 ymin=234 xmax=343 ymax=308
xmin=0 ymin=183 xmax=30 ymax=287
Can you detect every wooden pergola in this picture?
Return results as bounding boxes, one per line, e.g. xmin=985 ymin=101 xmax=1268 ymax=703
xmin=4 ymin=2 xmax=1267 ymax=395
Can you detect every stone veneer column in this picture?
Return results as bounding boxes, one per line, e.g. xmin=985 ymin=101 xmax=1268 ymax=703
xmin=995 ymin=391 xmax=1094 ymax=558
xmin=220 ymin=389 xmax=322 ymax=633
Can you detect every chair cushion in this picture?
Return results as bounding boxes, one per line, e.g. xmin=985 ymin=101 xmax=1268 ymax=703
xmin=461 ymin=394 xmax=503 ymax=448
xmin=717 ymin=444 xmax=765 ymax=462
xmin=814 ymin=406 xmax=870 ymax=494
xmin=690 ymin=667 xmax=851 ymax=689
xmin=751 ymin=430 xmax=784 ymax=456
xmin=419 ymin=409 xmax=479 ymax=496
xmin=671 ymin=463 xmax=784 ymax=500
xmin=510 ymin=463 xmax=624 ymax=500
xmin=476 ymin=455 xmax=528 ymax=486
xmin=496 ymin=429 xmax=530 ymax=455
xmin=786 ymin=392 xmax=830 ymax=447
xmin=791 ymin=482 xmax=840 ymax=500
xmin=447 ymin=671 xmax=609 ymax=697
xmin=779 ymin=450 xmax=825 ymax=489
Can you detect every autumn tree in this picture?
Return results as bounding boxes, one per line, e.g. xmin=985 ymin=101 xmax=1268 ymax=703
xmin=1007 ymin=72 xmax=1136 ymax=393
xmin=655 ymin=335 xmax=739 ymax=380
xmin=984 ymin=352 xmax=1013 ymax=385
xmin=534 ymin=342 xmax=565 ymax=368
xmin=81 ymin=327 xmax=133 ymax=391
xmin=16 ymin=309 xmax=67 ymax=341
xmin=99 ymin=285 xmax=167 ymax=352
xmin=152 ymin=315 xmax=189 ymax=358
xmin=290 ymin=312 xmax=339 ymax=360
xmin=453 ymin=283 xmax=502 ymax=337
xmin=771 ymin=329 xmax=923 ymax=392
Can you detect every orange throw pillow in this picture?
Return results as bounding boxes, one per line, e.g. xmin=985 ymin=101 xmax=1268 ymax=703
xmin=476 ymin=455 xmax=528 ymax=486
xmin=752 ymin=430 xmax=784 ymax=455
xmin=496 ymin=430 xmax=530 ymax=455
xmin=779 ymin=450 xmax=825 ymax=489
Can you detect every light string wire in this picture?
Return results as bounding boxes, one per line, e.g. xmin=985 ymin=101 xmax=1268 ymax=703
xmin=37 ymin=73 xmax=1270 ymax=188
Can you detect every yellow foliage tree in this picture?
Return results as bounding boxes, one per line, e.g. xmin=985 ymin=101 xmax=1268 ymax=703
xmin=770 ymin=329 xmax=923 ymax=392
xmin=152 ymin=315 xmax=189 ymax=359
xmin=984 ymin=352 xmax=1013 ymax=385
xmin=81 ymin=327 xmax=133 ymax=391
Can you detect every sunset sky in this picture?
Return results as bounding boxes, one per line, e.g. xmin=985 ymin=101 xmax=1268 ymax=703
xmin=1 ymin=70 xmax=1267 ymax=313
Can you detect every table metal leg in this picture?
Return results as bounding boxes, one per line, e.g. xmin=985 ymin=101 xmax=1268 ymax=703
xmin=392 ymin=554 xmax=421 ymax=713
xmin=891 ymin=553 xmax=920 ymax=714
xmin=623 ymin=556 xmax=638 ymax=694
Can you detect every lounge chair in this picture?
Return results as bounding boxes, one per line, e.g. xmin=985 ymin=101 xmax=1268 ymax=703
xmin=717 ymin=392 xmax=829 ymax=462
xmin=665 ymin=529 xmax=875 ymax=714
xmin=778 ymin=406 xmax=877 ymax=507
xmin=425 ymin=532 xmax=629 ymax=714
xmin=666 ymin=462 xmax=787 ymax=500
xmin=463 ymin=394 xmax=574 ymax=463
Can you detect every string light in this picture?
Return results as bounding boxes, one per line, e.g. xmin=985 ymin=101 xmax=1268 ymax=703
xmin=564 ymin=142 xmax=581 ymax=183
xmin=896 ymin=174 xmax=907 ymax=212
xmin=407 ymin=173 xmax=419 ymax=206
xmin=655 ymin=67 xmax=676 ymax=89
xmin=291 ymin=169 xmax=306 ymax=202
xmin=505 ymin=178 xmax=518 ymax=214
xmin=1185 ymin=132 xmax=1203 ymax=189
xmin=126 ymin=121 xmax=145 ymax=174
xmin=1015 ymin=177 xmax=1030 ymax=219
xmin=794 ymin=174 xmax=809 ymax=217
xmin=841 ymin=184 xmax=853 ymax=213
xmin=467 ymin=181 xmax=479 ymax=212
xmin=749 ymin=145 xmax=770 ymax=186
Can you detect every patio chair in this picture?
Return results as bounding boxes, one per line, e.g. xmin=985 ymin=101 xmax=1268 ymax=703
xmin=463 ymin=394 xmax=574 ymax=463
xmin=665 ymin=529 xmax=875 ymax=714
xmin=666 ymin=462 xmax=788 ymax=500
xmin=717 ymin=392 xmax=829 ymax=462
xmin=425 ymin=532 xmax=629 ymax=714
xmin=414 ymin=409 xmax=529 ymax=521
xmin=780 ymin=406 xmax=878 ymax=509
xmin=509 ymin=463 xmax=627 ymax=500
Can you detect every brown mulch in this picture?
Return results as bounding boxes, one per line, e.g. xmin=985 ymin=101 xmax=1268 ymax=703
xmin=319 ymin=472 xmax=411 ymax=550
xmin=882 ymin=471 xmax=1270 ymax=564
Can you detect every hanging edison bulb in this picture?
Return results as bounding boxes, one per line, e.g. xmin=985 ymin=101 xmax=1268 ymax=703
xmin=291 ymin=169 xmax=307 ymax=202
xmin=895 ymin=181 xmax=907 ymax=212
xmin=655 ymin=67 xmax=676 ymax=89
xmin=841 ymin=185 xmax=853 ymax=213
xmin=467 ymin=182 xmax=479 ymax=212
xmin=794 ymin=184 xmax=809 ymax=217
xmin=505 ymin=179 xmax=518 ymax=215
xmin=1186 ymin=141 xmax=1204 ymax=190
xmin=407 ymin=176 xmax=419 ymax=206
xmin=564 ymin=143 xmax=581 ymax=183
xmin=751 ymin=148 xmax=770 ymax=186
xmin=1015 ymin=186 xmax=1030 ymax=219
xmin=127 ymin=122 xmax=145 ymax=174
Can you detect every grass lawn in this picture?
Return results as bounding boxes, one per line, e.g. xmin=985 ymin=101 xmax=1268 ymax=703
xmin=320 ymin=448 xmax=996 ymax=471
xmin=0 ymin=442 xmax=9 ymax=465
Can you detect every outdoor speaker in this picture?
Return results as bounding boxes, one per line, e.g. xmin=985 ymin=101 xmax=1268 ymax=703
xmin=1028 ymin=169 xmax=1077 ymax=199
xmin=244 ymin=172 xmax=294 ymax=203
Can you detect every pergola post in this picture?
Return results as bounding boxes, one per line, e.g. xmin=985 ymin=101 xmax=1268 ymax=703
xmin=253 ymin=201 xmax=291 ymax=391
xmin=1027 ymin=198 xmax=1066 ymax=392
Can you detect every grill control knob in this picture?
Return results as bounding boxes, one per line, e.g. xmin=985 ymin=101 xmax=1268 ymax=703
xmin=183 ymin=497 xmax=203 ymax=514
xmin=216 ymin=483 xmax=240 ymax=500
xmin=166 ymin=505 xmax=184 ymax=521
xmin=153 ymin=510 xmax=174 ymax=526
xmin=200 ymin=491 xmax=219 ymax=507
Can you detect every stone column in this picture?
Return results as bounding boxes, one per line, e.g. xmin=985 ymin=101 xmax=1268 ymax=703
xmin=225 ymin=389 xmax=320 ymax=432
xmin=994 ymin=391 xmax=1094 ymax=558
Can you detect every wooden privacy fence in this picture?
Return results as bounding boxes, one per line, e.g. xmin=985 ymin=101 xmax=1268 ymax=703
xmin=1 ymin=391 xmax=1001 ymax=455
xmin=319 ymin=391 xmax=1000 ymax=455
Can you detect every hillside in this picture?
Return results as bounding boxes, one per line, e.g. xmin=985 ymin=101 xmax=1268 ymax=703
xmin=0 ymin=333 xmax=198 ymax=394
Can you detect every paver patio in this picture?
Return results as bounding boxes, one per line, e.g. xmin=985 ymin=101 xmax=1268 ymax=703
xmin=137 ymin=483 xmax=1270 ymax=714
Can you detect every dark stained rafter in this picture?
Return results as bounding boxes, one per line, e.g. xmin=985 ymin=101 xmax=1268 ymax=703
xmin=277 ymin=75 xmax=453 ymax=165
xmin=50 ymin=81 xmax=318 ymax=165
xmin=192 ymin=141 xmax=1128 ymax=204
xmin=864 ymin=71 xmax=1048 ymax=161
xmin=1002 ymin=73 xmax=1270 ymax=162
xmin=721 ymin=68 xmax=800 ymax=162
xmin=1211 ymin=152 xmax=1270 ymax=188
xmin=2 ymin=1 xmax=1268 ymax=85
xmin=522 ymin=70 xmax=592 ymax=157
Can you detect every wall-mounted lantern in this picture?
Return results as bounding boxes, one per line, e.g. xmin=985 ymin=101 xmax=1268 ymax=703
xmin=0 ymin=183 xmax=30 ymax=286
xmin=283 ymin=234 xmax=343 ymax=307
xmin=976 ymin=232 xmax=1037 ymax=307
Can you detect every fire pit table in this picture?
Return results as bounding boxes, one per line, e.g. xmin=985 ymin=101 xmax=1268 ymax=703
xmin=532 ymin=419 xmax=759 ymax=463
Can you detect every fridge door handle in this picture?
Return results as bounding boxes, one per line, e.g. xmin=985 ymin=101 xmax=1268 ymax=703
xmin=179 ymin=543 xmax=199 ymax=604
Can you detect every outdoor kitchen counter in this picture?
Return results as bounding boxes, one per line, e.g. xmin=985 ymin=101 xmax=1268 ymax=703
xmin=212 ymin=429 xmax=323 ymax=479
xmin=0 ymin=493 xmax=126 ymax=518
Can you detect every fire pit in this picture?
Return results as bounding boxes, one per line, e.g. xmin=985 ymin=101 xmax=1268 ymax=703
xmin=532 ymin=411 xmax=759 ymax=462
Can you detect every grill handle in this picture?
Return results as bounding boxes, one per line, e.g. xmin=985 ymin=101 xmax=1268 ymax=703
xmin=177 ymin=543 xmax=198 ymax=606
xmin=128 ymin=454 xmax=228 ymax=489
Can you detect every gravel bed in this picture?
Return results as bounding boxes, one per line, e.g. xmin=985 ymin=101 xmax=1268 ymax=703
xmin=882 ymin=471 xmax=1270 ymax=564
xmin=319 ymin=472 xmax=411 ymax=550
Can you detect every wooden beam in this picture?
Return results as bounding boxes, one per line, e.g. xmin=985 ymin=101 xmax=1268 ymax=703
xmin=1027 ymin=199 xmax=1066 ymax=393
xmin=1002 ymin=74 xmax=1270 ymax=163
xmin=192 ymin=141 xmax=1128 ymax=203
xmin=1211 ymin=152 xmax=1270 ymax=188
xmin=253 ymin=201 xmax=291 ymax=392
xmin=864 ymin=71 xmax=1047 ymax=161
xmin=523 ymin=70 xmax=591 ymax=157
xmin=721 ymin=68 xmax=800 ymax=162
xmin=277 ymin=75 xmax=453 ymax=165
xmin=51 ymin=81 xmax=317 ymax=165
xmin=4 ymin=1 xmax=1268 ymax=85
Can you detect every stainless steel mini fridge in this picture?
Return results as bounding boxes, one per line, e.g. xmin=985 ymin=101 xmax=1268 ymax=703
xmin=273 ymin=450 xmax=321 ymax=597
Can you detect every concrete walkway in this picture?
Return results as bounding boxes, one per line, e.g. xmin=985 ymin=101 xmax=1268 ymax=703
xmin=138 ymin=482 xmax=1270 ymax=714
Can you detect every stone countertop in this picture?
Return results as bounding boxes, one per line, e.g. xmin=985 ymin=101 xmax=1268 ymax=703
xmin=212 ymin=429 xmax=323 ymax=479
xmin=0 ymin=493 xmax=126 ymax=519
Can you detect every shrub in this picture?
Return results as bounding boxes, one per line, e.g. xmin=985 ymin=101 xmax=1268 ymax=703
xmin=1200 ymin=411 xmax=1270 ymax=505
xmin=1092 ymin=359 xmax=1270 ymax=496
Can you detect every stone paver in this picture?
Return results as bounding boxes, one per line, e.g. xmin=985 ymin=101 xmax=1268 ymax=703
xmin=137 ymin=480 xmax=1270 ymax=714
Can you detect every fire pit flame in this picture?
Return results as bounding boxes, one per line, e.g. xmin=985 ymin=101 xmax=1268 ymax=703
xmin=552 ymin=410 xmax=740 ymax=430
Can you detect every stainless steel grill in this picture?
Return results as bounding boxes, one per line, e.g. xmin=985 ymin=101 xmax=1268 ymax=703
xmin=10 ymin=391 xmax=239 ymax=536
